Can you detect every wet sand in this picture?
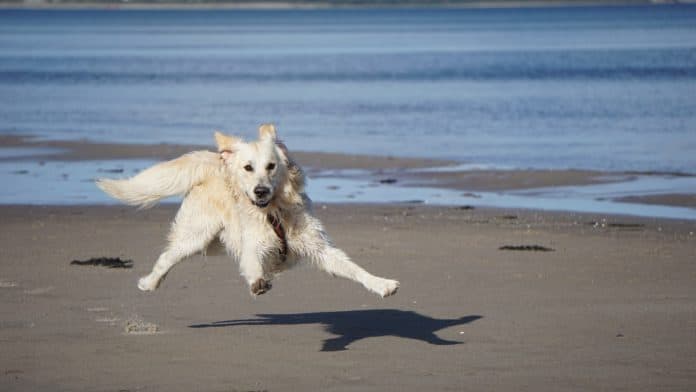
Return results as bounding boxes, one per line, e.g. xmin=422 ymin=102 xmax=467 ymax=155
xmin=616 ymin=194 xmax=696 ymax=209
xmin=0 ymin=134 xmax=448 ymax=170
xmin=4 ymin=134 xmax=694 ymax=209
xmin=1 ymin=204 xmax=695 ymax=391
xmin=400 ymin=168 xmax=611 ymax=192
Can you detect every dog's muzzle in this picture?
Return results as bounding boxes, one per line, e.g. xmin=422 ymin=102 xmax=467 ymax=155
xmin=252 ymin=185 xmax=272 ymax=208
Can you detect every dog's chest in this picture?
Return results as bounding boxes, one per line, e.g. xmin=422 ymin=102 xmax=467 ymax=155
xmin=220 ymin=213 xmax=289 ymax=261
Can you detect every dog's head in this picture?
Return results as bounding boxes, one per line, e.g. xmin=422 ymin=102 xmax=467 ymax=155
xmin=215 ymin=124 xmax=291 ymax=209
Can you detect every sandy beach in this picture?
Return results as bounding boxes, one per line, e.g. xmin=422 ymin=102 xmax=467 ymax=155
xmin=2 ymin=4 xmax=696 ymax=389
xmin=1 ymin=200 xmax=695 ymax=391
xmin=1 ymin=137 xmax=695 ymax=390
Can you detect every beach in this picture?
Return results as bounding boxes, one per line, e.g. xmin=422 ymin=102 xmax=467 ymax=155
xmin=1 ymin=201 xmax=695 ymax=391
xmin=1 ymin=5 xmax=695 ymax=390
xmin=0 ymin=137 xmax=695 ymax=391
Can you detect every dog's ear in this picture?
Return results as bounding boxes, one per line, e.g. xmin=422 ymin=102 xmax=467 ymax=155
xmin=258 ymin=123 xmax=277 ymax=142
xmin=214 ymin=131 xmax=240 ymax=162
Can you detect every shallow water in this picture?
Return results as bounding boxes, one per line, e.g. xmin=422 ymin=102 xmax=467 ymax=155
xmin=1 ymin=6 xmax=696 ymax=174
xmin=1 ymin=158 xmax=694 ymax=220
xmin=0 ymin=159 xmax=158 ymax=204
xmin=308 ymin=174 xmax=696 ymax=220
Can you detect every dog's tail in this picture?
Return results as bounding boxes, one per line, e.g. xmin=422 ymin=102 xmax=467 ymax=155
xmin=96 ymin=151 xmax=220 ymax=208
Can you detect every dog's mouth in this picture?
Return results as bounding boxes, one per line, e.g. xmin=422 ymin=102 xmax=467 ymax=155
xmin=253 ymin=199 xmax=271 ymax=208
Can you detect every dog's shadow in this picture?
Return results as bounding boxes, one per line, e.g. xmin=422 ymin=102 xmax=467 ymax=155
xmin=189 ymin=309 xmax=482 ymax=351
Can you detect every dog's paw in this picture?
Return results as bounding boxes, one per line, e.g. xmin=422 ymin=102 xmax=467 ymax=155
xmin=137 ymin=275 xmax=159 ymax=292
xmin=250 ymin=278 xmax=272 ymax=296
xmin=375 ymin=278 xmax=400 ymax=298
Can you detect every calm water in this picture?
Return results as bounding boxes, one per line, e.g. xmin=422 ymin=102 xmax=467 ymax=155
xmin=1 ymin=6 xmax=696 ymax=173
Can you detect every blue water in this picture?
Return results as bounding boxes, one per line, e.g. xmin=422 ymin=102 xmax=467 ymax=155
xmin=1 ymin=6 xmax=696 ymax=174
xmin=2 ymin=155 xmax=695 ymax=220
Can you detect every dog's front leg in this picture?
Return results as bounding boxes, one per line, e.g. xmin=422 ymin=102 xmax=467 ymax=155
xmin=239 ymin=244 xmax=271 ymax=296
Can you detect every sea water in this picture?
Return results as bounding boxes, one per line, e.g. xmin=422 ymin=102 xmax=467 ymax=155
xmin=1 ymin=6 xmax=696 ymax=216
xmin=1 ymin=5 xmax=695 ymax=174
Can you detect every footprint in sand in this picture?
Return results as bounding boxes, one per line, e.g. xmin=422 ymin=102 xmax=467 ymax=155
xmin=87 ymin=307 xmax=110 ymax=313
xmin=0 ymin=280 xmax=19 ymax=288
xmin=85 ymin=307 xmax=159 ymax=335
xmin=124 ymin=316 xmax=160 ymax=335
xmin=95 ymin=317 xmax=120 ymax=325
xmin=86 ymin=307 xmax=121 ymax=326
xmin=23 ymin=286 xmax=55 ymax=295
xmin=0 ymin=320 xmax=35 ymax=329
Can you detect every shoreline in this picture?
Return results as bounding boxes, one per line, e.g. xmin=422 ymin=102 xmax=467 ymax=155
xmin=1 ymin=134 xmax=695 ymax=216
xmin=0 ymin=134 xmax=452 ymax=170
xmin=4 ymin=201 xmax=696 ymax=226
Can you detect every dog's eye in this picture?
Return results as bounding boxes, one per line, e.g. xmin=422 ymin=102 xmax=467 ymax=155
xmin=243 ymin=164 xmax=253 ymax=172
xmin=266 ymin=163 xmax=276 ymax=171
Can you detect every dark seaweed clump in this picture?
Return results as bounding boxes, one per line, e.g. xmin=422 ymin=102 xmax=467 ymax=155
xmin=70 ymin=257 xmax=133 ymax=269
xmin=499 ymin=245 xmax=554 ymax=252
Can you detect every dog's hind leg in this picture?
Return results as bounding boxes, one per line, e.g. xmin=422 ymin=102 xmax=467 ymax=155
xmin=311 ymin=245 xmax=400 ymax=298
xmin=137 ymin=196 xmax=222 ymax=291
xmin=293 ymin=216 xmax=399 ymax=297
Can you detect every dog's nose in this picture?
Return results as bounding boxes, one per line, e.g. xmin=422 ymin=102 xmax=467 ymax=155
xmin=254 ymin=186 xmax=270 ymax=199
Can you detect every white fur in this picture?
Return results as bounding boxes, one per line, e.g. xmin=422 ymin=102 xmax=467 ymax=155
xmin=96 ymin=151 xmax=220 ymax=209
xmin=97 ymin=125 xmax=399 ymax=298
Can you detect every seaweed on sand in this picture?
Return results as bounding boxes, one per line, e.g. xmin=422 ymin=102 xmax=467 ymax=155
xmin=70 ymin=257 xmax=133 ymax=269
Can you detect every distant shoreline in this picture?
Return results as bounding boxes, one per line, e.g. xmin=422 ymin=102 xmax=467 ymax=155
xmin=0 ymin=0 xmax=682 ymax=11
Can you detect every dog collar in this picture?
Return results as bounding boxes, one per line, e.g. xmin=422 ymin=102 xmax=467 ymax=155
xmin=267 ymin=213 xmax=288 ymax=262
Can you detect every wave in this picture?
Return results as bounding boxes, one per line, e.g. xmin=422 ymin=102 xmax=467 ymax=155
xmin=2 ymin=65 xmax=696 ymax=84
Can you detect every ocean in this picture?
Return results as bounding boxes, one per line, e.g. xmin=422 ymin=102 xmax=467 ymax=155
xmin=1 ymin=5 xmax=696 ymax=174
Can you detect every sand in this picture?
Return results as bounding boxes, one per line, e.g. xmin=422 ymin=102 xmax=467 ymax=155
xmin=1 ymin=135 xmax=695 ymax=389
xmin=616 ymin=194 xmax=696 ymax=209
xmin=0 ymin=135 xmax=448 ymax=169
xmin=1 ymin=203 xmax=695 ymax=391
xmin=401 ymin=168 xmax=610 ymax=192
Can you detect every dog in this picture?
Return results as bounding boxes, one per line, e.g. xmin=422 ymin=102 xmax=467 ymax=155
xmin=97 ymin=124 xmax=400 ymax=297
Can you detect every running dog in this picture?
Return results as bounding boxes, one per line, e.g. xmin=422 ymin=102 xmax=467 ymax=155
xmin=97 ymin=124 xmax=400 ymax=297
